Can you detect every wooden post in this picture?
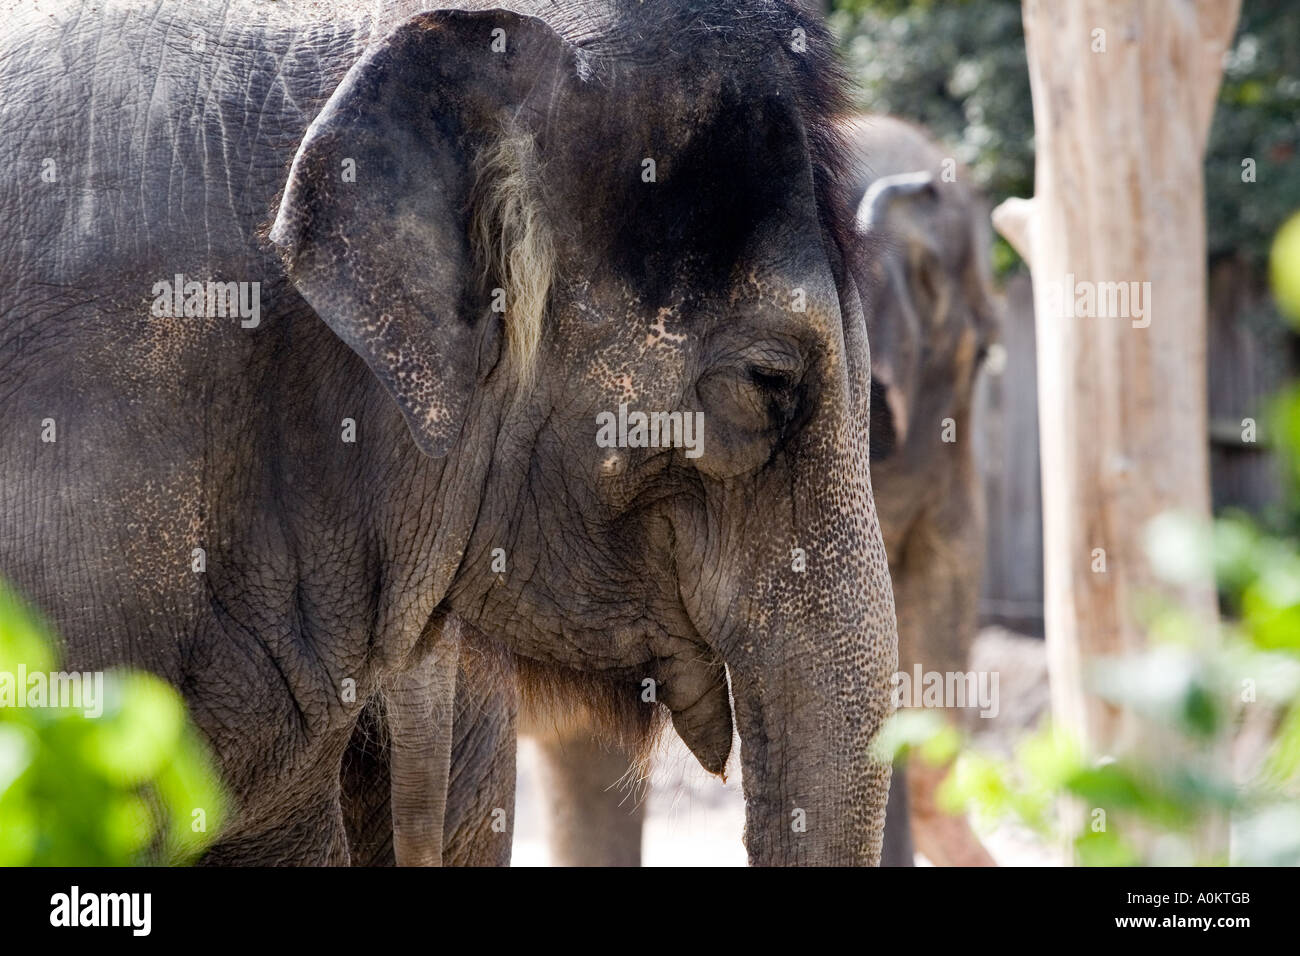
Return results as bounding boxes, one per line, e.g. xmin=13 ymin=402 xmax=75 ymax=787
xmin=992 ymin=0 xmax=1239 ymax=762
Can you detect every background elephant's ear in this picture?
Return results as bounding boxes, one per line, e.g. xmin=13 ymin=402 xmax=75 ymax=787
xmin=856 ymin=172 xmax=937 ymax=461
xmin=270 ymin=11 xmax=576 ymax=457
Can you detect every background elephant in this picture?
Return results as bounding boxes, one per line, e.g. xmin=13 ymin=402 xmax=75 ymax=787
xmin=526 ymin=114 xmax=997 ymax=868
xmin=0 ymin=1 xmax=897 ymax=865
xmin=847 ymin=114 xmax=998 ymax=867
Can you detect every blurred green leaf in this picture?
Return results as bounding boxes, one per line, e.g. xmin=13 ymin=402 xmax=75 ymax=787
xmin=1272 ymin=211 xmax=1300 ymax=323
xmin=1066 ymin=763 xmax=1147 ymax=811
xmin=1261 ymin=702 xmax=1300 ymax=785
xmin=870 ymin=707 xmax=960 ymax=764
xmin=83 ymin=674 xmax=186 ymax=785
xmin=1074 ymin=828 xmax=1140 ymax=867
xmin=0 ymin=581 xmax=226 ymax=865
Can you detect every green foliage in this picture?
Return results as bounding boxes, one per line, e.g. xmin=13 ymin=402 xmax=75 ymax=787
xmin=873 ymin=216 xmax=1300 ymax=864
xmin=0 ymin=583 xmax=225 ymax=865
xmin=830 ymin=0 xmax=1032 ymax=205
xmin=831 ymin=0 xmax=1300 ymax=270
xmin=1207 ymin=13 xmax=1300 ymax=264
xmin=1273 ymin=211 xmax=1300 ymax=325
xmin=878 ymin=617 xmax=1300 ymax=864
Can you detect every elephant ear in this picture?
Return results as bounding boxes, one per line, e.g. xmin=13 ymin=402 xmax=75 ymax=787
xmin=855 ymin=171 xmax=936 ymax=461
xmin=270 ymin=11 xmax=576 ymax=457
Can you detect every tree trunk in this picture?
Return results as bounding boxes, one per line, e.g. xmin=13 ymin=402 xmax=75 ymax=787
xmin=993 ymin=0 xmax=1238 ymax=798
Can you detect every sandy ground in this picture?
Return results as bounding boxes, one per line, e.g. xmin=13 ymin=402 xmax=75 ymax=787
xmin=513 ymin=627 xmax=1059 ymax=866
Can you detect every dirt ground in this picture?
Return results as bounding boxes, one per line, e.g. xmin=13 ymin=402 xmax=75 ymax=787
xmin=513 ymin=627 xmax=1058 ymax=866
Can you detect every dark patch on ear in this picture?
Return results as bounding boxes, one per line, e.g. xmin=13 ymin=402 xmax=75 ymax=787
xmin=869 ymin=375 xmax=897 ymax=462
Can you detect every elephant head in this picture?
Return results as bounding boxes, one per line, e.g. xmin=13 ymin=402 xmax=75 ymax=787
xmin=271 ymin=3 xmax=897 ymax=866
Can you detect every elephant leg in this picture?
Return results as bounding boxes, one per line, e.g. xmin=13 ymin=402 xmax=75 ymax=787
xmin=533 ymin=728 xmax=644 ymax=867
xmin=880 ymin=759 xmax=915 ymax=866
xmin=442 ymin=636 xmax=519 ymax=867
xmin=892 ymin=510 xmax=997 ymax=867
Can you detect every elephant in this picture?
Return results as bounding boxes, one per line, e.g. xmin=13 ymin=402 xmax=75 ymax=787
xmin=847 ymin=114 xmax=999 ymax=867
xmin=0 ymin=0 xmax=898 ymax=866
xmin=525 ymin=114 xmax=998 ymax=867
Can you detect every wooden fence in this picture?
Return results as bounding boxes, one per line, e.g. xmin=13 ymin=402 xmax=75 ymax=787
xmin=973 ymin=264 xmax=1287 ymax=638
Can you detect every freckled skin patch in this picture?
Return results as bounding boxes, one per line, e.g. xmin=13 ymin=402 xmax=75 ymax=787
xmin=643 ymin=309 xmax=688 ymax=350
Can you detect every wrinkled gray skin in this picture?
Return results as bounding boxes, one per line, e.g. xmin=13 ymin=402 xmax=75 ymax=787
xmin=0 ymin=0 xmax=896 ymax=865
xmin=527 ymin=114 xmax=996 ymax=867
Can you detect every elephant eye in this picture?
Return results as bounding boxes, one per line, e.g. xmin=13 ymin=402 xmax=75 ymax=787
xmin=746 ymin=364 xmax=802 ymax=427
xmin=748 ymin=365 xmax=796 ymax=393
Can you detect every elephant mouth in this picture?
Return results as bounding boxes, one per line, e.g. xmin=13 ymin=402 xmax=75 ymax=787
xmin=648 ymin=630 xmax=735 ymax=777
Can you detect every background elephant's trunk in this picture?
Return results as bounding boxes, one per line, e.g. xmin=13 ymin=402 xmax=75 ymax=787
xmin=726 ymin=612 xmax=895 ymax=866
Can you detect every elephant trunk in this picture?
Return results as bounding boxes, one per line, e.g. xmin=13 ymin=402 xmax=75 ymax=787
xmin=726 ymin=613 xmax=895 ymax=866
xmin=716 ymin=420 xmax=898 ymax=866
xmin=670 ymin=270 xmax=895 ymax=865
